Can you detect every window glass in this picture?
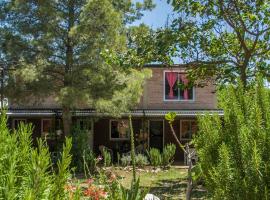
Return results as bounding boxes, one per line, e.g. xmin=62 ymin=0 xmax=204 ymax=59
xmin=180 ymin=120 xmax=198 ymax=140
xmin=165 ymin=72 xmax=178 ymax=100
xmin=42 ymin=119 xmax=53 ymax=136
xmin=165 ymin=72 xmax=194 ymax=100
xmin=110 ymin=120 xmax=130 ymax=140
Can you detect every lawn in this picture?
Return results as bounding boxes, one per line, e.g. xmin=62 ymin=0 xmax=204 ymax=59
xmin=110 ymin=166 xmax=207 ymax=200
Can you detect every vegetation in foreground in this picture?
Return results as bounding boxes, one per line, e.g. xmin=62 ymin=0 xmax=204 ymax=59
xmin=0 ymin=112 xmax=72 ymax=199
xmin=194 ymin=78 xmax=270 ymax=199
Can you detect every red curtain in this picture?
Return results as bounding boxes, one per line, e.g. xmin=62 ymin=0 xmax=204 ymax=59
xmin=166 ymin=72 xmax=177 ymax=99
xmin=180 ymin=74 xmax=189 ymax=100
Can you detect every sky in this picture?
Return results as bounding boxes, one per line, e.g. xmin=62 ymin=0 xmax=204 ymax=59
xmin=132 ymin=0 xmax=175 ymax=29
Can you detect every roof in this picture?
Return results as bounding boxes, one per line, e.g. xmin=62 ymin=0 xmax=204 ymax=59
xmin=6 ymin=109 xmax=224 ymax=117
xmin=144 ymin=64 xmax=187 ymax=68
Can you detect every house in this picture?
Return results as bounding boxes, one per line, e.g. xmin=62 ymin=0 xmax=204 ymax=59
xmin=6 ymin=65 xmax=223 ymax=161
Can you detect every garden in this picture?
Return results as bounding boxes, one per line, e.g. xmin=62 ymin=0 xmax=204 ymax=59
xmin=1 ymin=80 xmax=270 ymax=199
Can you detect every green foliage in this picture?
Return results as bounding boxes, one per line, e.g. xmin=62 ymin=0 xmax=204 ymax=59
xmin=135 ymin=154 xmax=149 ymax=167
xmin=119 ymin=179 xmax=148 ymax=200
xmin=194 ymin=78 xmax=270 ymax=199
xmin=0 ymin=112 xmax=72 ymax=200
xmin=136 ymin=0 xmax=270 ymax=86
xmin=121 ymin=154 xmax=149 ymax=167
xmin=148 ymin=148 xmax=162 ymax=168
xmin=161 ymin=144 xmax=176 ymax=168
xmin=1 ymin=0 xmax=153 ymax=135
xmin=102 ymin=148 xmax=112 ymax=167
xmin=121 ymin=155 xmax=131 ymax=167
xmin=165 ymin=112 xmax=176 ymax=124
xmin=71 ymin=126 xmax=98 ymax=175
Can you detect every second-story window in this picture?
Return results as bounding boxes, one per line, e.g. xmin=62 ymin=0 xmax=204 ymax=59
xmin=164 ymin=71 xmax=194 ymax=101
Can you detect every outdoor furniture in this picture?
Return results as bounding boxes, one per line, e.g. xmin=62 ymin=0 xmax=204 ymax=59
xmin=184 ymin=146 xmax=198 ymax=165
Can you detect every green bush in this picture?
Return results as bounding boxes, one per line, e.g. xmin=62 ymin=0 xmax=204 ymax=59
xmin=71 ymin=126 xmax=91 ymax=172
xmin=161 ymin=143 xmax=176 ymax=168
xmin=121 ymin=155 xmax=131 ymax=166
xmin=135 ymin=154 xmax=149 ymax=167
xmin=119 ymin=178 xmax=148 ymax=200
xmin=102 ymin=148 xmax=112 ymax=167
xmin=148 ymin=148 xmax=161 ymax=168
xmin=0 ymin=112 xmax=72 ymax=199
xmin=194 ymin=79 xmax=270 ymax=199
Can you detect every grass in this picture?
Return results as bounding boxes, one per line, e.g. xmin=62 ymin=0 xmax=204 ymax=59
xmin=110 ymin=166 xmax=207 ymax=200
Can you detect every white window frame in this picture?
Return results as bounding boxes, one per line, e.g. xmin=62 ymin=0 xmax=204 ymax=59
xmin=163 ymin=70 xmax=195 ymax=102
xmin=109 ymin=119 xmax=130 ymax=141
xmin=41 ymin=118 xmax=53 ymax=136
xmin=12 ymin=118 xmax=27 ymax=129
xmin=180 ymin=119 xmax=197 ymax=141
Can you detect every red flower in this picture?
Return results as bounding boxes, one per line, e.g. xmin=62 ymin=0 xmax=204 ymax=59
xmin=84 ymin=185 xmax=107 ymax=200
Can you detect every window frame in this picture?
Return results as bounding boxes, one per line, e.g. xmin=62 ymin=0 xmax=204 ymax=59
xmin=163 ymin=70 xmax=195 ymax=102
xmin=180 ymin=119 xmax=198 ymax=141
xmin=109 ymin=119 xmax=130 ymax=141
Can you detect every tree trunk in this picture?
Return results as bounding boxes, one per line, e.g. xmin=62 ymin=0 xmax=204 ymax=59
xmin=62 ymin=106 xmax=72 ymax=136
xmin=240 ymin=65 xmax=247 ymax=87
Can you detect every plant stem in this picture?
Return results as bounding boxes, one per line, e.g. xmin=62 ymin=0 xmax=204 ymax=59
xmin=129 ymin=114 xmax=136 ymax=182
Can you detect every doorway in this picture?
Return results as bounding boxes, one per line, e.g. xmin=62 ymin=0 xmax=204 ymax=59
xmin=149 ymin=120 xmax=164 ymax=151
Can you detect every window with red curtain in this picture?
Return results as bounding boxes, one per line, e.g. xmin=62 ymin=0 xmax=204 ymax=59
xmin=164 ymin=72 xmax=194 ymax=100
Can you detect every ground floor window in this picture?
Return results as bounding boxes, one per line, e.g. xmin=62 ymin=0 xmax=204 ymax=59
xmin=110 ymin=120 xmax=130 ymax=140
xmin=180 ymin=120 xmax=198 ymax=140
xmin=41 ymin=119 xmax=53 ymax=137
xmin=13 ymin=119 xmax=27 ymax=130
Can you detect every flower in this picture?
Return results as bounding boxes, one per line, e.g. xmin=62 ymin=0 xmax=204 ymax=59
xmin=65 ymin=184 xmax=77 ymax=192
xmin=97 ymin=155 xmax=103 ymax=161
xmin=84 ymin=185 xmax=108 ymax=200
xmin=85 ymin=178 xmax=94 ymax=185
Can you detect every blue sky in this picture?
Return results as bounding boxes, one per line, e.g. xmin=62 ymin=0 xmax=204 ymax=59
xmin=133 ymin=0 xmax=174 ymax=29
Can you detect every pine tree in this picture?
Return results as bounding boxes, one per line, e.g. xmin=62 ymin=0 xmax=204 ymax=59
xmin=0 ymin=0 xmax=154 ymax=135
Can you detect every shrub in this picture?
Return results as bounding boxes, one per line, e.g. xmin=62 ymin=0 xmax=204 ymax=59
xmin=194 ymin=79 xmax=270 ymax=199
xmin=161 ymin=143 xmax=176 ymax=168
xmin=0 ymin=112 xmax=72 ymax=199
xmin=118 ymin=178 xmax=148 ymax=200
xmin=71 ymin=126 xmax=91 ymax=172
xmin=102 ymin=148 xmax=112 ymax=167
xmin=148 ymin=148 xmax=161 ymax=168
xmin=121 ymin=155 xmax=131 ymax=166
xmin=135 ymin=154 xmax=149 ymax=167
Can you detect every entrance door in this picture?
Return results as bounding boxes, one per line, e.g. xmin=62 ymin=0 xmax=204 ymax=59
xmin=149 ymin=120 xmax=164 ymax=151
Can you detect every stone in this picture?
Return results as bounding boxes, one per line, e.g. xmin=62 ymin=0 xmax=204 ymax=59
xmin=144 ymin=194 xmax=160 ymax=200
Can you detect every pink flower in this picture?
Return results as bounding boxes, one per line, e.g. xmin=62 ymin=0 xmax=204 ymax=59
xmin=85 ymin=178 xmax=94 ymax=185
xmin=97 ymin=155 xmax=103 ymax=161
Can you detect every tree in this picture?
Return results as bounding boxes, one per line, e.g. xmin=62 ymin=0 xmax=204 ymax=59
xmin=194 ymin=78 xmax=270 ymax=199
xmin=0 ymin=0 xmax=154 ymax=135
xmin=147 ymin=0 xmax=270 ymax=86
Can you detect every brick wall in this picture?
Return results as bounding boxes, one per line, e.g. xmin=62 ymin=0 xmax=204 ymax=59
xmin=9 ymin=67 xmax=217 ymax=110
xmin=137 ymin=67 xmax=217 ymax=110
